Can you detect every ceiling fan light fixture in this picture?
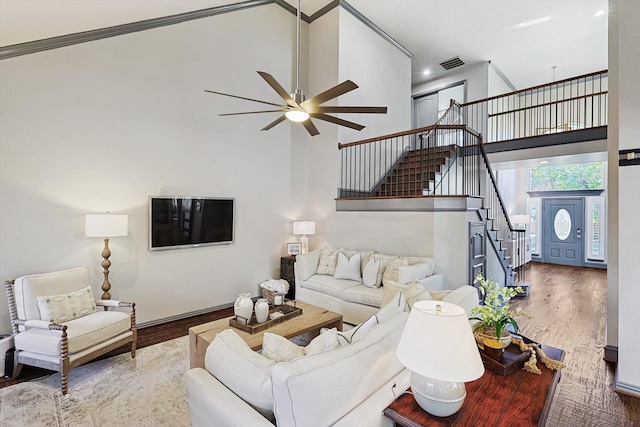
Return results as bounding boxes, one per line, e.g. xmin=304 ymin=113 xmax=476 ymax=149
xmin=285 ymin=109 xmax=310 ymax=122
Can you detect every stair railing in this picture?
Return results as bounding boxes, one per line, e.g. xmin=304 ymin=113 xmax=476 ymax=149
xmin=337 ymin=102 xmax=466 ymax=198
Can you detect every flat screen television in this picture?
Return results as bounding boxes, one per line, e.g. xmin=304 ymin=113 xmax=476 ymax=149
xmin=149 ymin=196 xmax=235 ymax=251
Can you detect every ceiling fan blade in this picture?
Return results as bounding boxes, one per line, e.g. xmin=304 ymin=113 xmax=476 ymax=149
xmin=309 ymin=113 xmax=365 ymax=131
xmin=205 ymin=90 xmax=287 ymax=108
xmin=312 ymin=106 xmax=388 ymax=114
xmin=301 ymin=119 xmax=320 ymax=136
xmin=301 ymin=80 xmax=359 ymax=109
xmin=257 ymin=71 xmax=298 ymax=107
xmin=220 ymin=109 xmax=286 ymax=116
xmin=261 ymin=115 xmax=287 ymax=131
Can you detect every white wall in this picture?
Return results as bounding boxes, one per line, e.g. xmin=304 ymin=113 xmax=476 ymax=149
xmin=610 ymin=0 xmax=640 ymax=395
xmin=0 ymin=4 xmax=301 ymax=332
xmin=488 ymin=63 xmax=514 ymax=97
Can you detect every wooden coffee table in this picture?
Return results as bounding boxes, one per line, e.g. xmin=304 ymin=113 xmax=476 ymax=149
xmin=189 ymin=300 xmax=343 ymax=369
xmin=384 ymin=343 xmax=565 ymax=427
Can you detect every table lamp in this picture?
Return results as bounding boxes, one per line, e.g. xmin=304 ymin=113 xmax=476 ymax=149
xmin=396 ymin=300 xmax=484 ymax=417
xmin=293 ymin=221 xmax=315 ymax=254
xmin=85 ymin=213 xmax=128 ymax=299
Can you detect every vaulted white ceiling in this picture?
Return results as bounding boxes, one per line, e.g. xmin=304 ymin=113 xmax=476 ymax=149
xmin=0 ymin=0 xmax=608 ymax=90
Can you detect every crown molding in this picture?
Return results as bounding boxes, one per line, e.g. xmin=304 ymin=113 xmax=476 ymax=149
xmin=0 ymin=0 xmax=411 ymax=60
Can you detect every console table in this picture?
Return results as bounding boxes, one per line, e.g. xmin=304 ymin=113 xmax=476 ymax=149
xmin=384 ymin=344 xmax=564 ymax=427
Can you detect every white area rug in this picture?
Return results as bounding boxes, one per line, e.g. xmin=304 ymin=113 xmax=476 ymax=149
xmin=0 ymin=336 xmax=191 ymax=427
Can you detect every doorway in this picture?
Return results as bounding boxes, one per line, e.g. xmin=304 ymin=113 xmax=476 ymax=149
xmin=542 ymin=198 xmax=584 ymax=266
xmin=413 ymin=82 xmax=465 ymax=128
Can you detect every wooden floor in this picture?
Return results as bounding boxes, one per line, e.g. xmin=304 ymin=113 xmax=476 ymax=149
xmin=511 ymin=262 xmax=640 ymax=426
xmin=2 ymin=263 xmax=639 ymax=425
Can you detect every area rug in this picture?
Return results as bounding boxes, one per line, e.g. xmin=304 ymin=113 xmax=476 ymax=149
xmin=0 ymin=336 xmax=191 ymax=427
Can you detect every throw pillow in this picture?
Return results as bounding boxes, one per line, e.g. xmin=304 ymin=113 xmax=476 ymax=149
xmin=342 ymin=249 xmax=374 ymax=274
xmin=306 ymin=327 xmax=340 ymax=356
xmin=381 ymin=257 xmax=408 ymax=286
xmin=262 ymin=333 xmax=305 ymax=362
xmin=316 ymin=248 xmax=341 ymax=275
xmin=36 ymin=285 xmax=97 ymax=323
xmin=296 ymin=249 xmax=322 ymax=280
xmin=375 ymin=290 xmax=407 ymax=324
xmin=398 ymin=262 xmax=431 ymax=284
xmin=205 ymin=329 xmax=275 ymax=417
xmin=262 ymin=329 xmax=341 ymax=363
xmin=333 ymin=251 xmax=362 ymax=281
xmin=381 ymin=280 xmax=432 ymax=309
xmin=338 ymin=314 xmax=378 ymax=344
xmin=362 ymin=255 xmax=383 ymax=288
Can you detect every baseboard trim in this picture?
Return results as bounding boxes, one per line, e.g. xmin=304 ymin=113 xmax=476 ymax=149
xmin=137 ymin=303 xmax=233 ymax=329
xmin=604 ymin=345 xmax=618 ymax=363
xmin=615 ymin=378 xmax=640 ymax=398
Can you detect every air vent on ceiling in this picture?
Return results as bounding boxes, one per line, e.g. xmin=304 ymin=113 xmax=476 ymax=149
xmin=440 ymin=56 xmax=465 ymax=70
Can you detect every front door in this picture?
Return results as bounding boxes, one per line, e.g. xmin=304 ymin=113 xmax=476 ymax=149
xmin=542 ymin=198 xmax=584 ymax=266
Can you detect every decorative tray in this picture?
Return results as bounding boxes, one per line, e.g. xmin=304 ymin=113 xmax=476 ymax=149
xmin=229 ymin=301 xmax=302 ymax=334
xmin=480 ymin=334 xmax=536 ymax=376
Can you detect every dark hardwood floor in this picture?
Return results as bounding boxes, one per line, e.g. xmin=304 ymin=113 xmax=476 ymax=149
xmin=2 ymin=263 xmax=639 ymax=426
xmin=510 ymin=262 xmax=640 ymax=426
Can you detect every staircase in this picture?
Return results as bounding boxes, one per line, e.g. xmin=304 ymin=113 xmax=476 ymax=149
xmin=375 ymin=145 xmax=457 ymax=197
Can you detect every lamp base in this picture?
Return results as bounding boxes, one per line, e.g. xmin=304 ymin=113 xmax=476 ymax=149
xmin=299 ymin=235 xmax=309 ymax=254
xmin=410 ymin=372 xmax=466 ymax=417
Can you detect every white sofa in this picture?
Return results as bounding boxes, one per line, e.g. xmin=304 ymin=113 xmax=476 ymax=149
xmin=183 ymin=300 xmax=410 ymax=427
xmin=182 ymin=285 xmax=480 ymax=427
xmin=295 ymin=248 xmax=464 ymax=324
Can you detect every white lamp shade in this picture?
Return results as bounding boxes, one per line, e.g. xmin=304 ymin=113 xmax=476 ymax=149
xmin=293 ymin=221 xmax=315 ymax=236
xmin=396 ymin=300 xmax=484 ymax=383
xmin=85 ymin=214 xmax=128 ymax=238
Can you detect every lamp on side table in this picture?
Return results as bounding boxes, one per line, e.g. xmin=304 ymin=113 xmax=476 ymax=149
xmin=396 ymin=300 xmax=484 ymax=417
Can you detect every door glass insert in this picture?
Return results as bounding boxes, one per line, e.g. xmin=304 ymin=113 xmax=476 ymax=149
xmin=554 ymin=208 xmax=571 ymax=240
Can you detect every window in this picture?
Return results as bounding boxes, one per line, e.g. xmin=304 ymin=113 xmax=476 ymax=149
xmin=529 ymin=162 xmax=603 ymax=191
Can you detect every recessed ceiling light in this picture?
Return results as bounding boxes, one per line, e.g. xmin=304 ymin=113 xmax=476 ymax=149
xmin=423 ymin=69 xmax=430 ymax=76
xmin=539 ymin=160 xmax=549 ymax=164
xmin=594 ymin=10 xmax=606 ymax=17
xmin=517 ymin=16 xmax=551 ymax=28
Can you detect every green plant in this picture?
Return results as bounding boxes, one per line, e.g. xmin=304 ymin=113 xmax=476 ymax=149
xmin=470 ymin=273 xmax=523 ymax=339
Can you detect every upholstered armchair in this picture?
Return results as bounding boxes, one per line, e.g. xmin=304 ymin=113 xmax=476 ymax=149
xmin=4 ymin=267 xmax=136 ymax=394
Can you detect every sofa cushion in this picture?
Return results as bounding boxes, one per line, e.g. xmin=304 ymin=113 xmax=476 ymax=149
xmin=398 ymin=262 xmax=433 ymax=284
xmin=262 ymin=329 xmax=340 ymax=363
xmin=362 ymin=255 xmax=383 ymax=288
xmin=333 ymin=252 xmax=362 ymax=282
xmin=381 ymin=257 xmax=408 ymax=286
xmin=299 ymin=274 xmax=360 ymax=300
xmin=342 ymin=250 xmax=374 ymax=274
xmin=296 ymin=250 xmax=321 ymax=280
xmin=381 ymin=280 xmax=432 ymax=309
xmin=205 ymin=329 xmax=275 ymax=418
xmin=36 ymin=285 xmax=97 ymax=323
xmin=375 ymin=290 xmax=407 ymax=324
xmin=316 ymin=248 xmax=341 ymax=275
xmin=14 ymin=310 xmax=132 ymax=355
xmin=262 ymin=333 xmax=305 ymax=362
xmin=341 ymin=284 xmax=384 ymax=308
xmin=271 ymin=311 xmax=408 ymax=427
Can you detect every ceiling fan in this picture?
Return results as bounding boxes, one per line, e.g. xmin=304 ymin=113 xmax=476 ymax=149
xmin=204 ymin=0 xmax=387 ymax=136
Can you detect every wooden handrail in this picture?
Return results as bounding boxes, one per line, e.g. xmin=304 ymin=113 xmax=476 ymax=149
xmin=338 ymin=125 xmax=478 ymax=149
xmin=460 ymin=69 xmax=608 ymax=107
xmin=487 ymin=91 xmax=608 ymax=118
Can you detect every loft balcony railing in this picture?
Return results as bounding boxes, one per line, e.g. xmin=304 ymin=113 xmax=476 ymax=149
xmin=460 ymin=70 xmax=608 ymax=143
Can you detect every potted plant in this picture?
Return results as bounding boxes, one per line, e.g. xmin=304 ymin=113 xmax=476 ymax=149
xmin=470 ymin=273 xmax=523 ymax=353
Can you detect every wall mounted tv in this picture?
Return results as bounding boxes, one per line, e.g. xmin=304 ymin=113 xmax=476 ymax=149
xmin=149 ymin=196 xmax=235 ymax=251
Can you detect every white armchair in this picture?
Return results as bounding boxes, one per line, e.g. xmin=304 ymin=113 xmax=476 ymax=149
xmin=4 ymin=267 xmax=136 ymax=394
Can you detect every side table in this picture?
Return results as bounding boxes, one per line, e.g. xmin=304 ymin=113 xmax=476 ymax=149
xmin=384 ymin=343 xmax=564 ymax=427
xmin=280 ymin=256 xmax=296 ymax=300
